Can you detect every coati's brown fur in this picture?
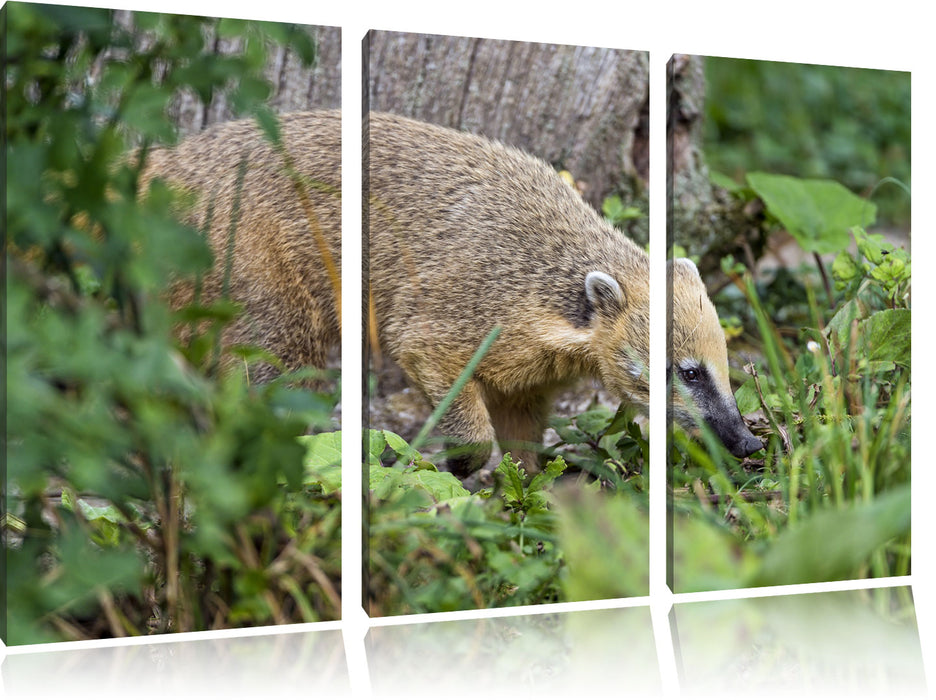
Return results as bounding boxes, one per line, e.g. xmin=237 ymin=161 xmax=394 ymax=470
xmin=143 ymin=109 xmax=758 ymax=475
xmin=367 ymin=112 xmax=653 ymax=475
xmin=141 ymin=110 xmax=341 ymax=382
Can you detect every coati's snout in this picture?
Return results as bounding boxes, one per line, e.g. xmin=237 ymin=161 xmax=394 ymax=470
xmin=669 ymin=258 xmax=762 ymax=459
xmin=669 ymin=361 xmax=763 ymax=458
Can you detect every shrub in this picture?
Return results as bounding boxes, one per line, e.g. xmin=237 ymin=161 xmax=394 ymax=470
xmin=4 ymin=3 xmax=337 ymax=644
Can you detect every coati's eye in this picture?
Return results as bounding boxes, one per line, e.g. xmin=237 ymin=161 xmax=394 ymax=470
xmin=679 ymin=367 xmax=700 ymax=383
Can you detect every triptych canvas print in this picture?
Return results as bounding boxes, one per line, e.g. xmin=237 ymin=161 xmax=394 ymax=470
xmin=2 ymin=1 xmax=916 ymax=686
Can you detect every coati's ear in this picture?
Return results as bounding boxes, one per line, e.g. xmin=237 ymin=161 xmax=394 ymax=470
xmin=672 ymin=257 xmax=701 ymax=280
xmin=585 ymin=271 xmax=625 ymax=316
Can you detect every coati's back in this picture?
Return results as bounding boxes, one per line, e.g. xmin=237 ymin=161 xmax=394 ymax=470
xmin=143 ymin=110 xmax=342 ymax=379
xmin=367 ymin=112 xmax=649 ymax=397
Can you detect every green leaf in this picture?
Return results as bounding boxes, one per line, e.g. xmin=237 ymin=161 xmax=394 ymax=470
xmin=575 ymin=408 xmax=613 ymax=438
xmin=558 ymin=488 xmax=650 ymax=600
xmin=496 ymin=455 xmax=527 ymax=504
xmin=746 ymin=172 xmax=877 ymax=254
xmin=856 ymin=229 xmax=886 ymax=264
xmin=528 ymin=456 xmax=568 ymax=495
xmin=383 ymin=429 xmax=422 ymax=464
xmin=121 ymin=85 xmax=174 ymax=140
xmin=858 ymin=309 xmax=911 ymax=368
xmin=824 ymin=295 xmax=866 ymax=353
xmin=734 ymin=378 xmax=761 ymax=415
xmin=299 ymin=431 xmax=342 ymax=494
xmin=369 ymin=464 xmax=470 ymax=502
xmin=751 ymin=485 xmax=911 ymax=586
xmin=367 ymin=429 xmax=389 ymax=466
xmin=831 ymin=251 xmax=861 ymax=283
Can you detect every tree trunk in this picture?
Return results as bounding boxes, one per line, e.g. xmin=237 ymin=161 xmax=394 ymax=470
xmin=365 ymin=31 xmax=649 ymax=241
xmin=147 ymin=18 xmax=342 ymax=136
xmin=668 ymin=54 xmax=766 ymax=282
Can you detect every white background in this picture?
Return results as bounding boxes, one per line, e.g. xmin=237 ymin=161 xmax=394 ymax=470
xmin=2 ymin=0 xmax=931 ymax=697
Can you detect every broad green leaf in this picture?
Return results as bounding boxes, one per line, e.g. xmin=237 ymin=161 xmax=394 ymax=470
xmin=734 ymin=378 xmax=761 ymax=415
xmin=575 ymin=408 xmax=613 ymax=437
xmin=299 ymin=431 xmax=342 ymax=494
xmin=367 ymin=429 xmax=389 ymax=466
xmin=824 ymin=295 xmax=867 ymax=353
xmin=859 ymin=309 xmax=911 ymax=368
xmin=751 ymin=484 xmax=910 ymax=587
xmin=369 ymin=464 xmax=469 ymax=502
xmin=746 ymin=172 xmax=876 ymax=254
xmin=383 ymin=429 xmax=422 ymax=464
xmin=399 ymin=467 xmax=470 ymax=501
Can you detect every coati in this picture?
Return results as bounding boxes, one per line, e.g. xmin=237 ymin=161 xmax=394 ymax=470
xmin=141 ymin=110 xmax=342 ymax=383
xmin=366 ymin=111 xmax=762 ymax=475
xmin=143 ymin=109 xmax=760 ymax=475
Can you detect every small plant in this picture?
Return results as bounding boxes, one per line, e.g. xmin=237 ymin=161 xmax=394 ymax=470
xmin=549 ymin=403 xmax=648 ymax=493
xmin=366 ymin=421 xmax=650 ymax=613
xmin=366 ymin=431 xmax=565 ymax=614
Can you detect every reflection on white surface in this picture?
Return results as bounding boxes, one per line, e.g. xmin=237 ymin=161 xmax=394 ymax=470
xmin=367 ymin=606 xmax=660 ymax=697
xmin=2 ymin=629 xmax=350 ymax=699
xmin=672 ymin=587 xmax=926 ymax=697
xmin=3 ymin=587 xmax=926 ymax=698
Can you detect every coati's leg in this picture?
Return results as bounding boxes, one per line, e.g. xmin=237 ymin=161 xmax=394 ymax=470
xmin=428 ymin=377 xmax=498 ymax=477
xmin=487 ymin=389 xmax=552 ymax=472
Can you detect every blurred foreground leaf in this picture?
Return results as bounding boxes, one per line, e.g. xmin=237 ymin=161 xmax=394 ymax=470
xmin=557 ymin=488 xmax=649 ymax=600
xmin=751 ymin=484 xmax=910 ymax=587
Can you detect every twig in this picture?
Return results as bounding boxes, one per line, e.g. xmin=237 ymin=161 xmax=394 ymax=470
xmin=813 ymin=252 xmax=834 ymax=309
xmin=748 ymin=363 xmax=793 ymax=454
xmin=97 ymin=587 xmax=128 ymax=638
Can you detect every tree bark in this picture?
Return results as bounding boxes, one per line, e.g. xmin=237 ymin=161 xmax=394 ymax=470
xmin=668 ymin=54 xmax=766 ymax=282
xmin=365 ymin=31 xmax=649 ymax=240
xmin=159 ymin=21 xmax=342 ymax=135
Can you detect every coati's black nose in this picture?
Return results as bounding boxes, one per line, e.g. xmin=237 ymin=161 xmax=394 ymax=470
xmin=706 ymin=406 xmax=764 ymax=458
xmin=729 ymin=432 xmax=764 ymax=458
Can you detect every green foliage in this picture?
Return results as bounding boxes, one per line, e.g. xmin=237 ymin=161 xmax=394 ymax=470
xmin=4 ymin=4 xmax=336 ymax=644
xmin=602 ymin=194 xmax=644 ymax=228
xmin=556 ymin=487 xmax=649 ymax=600
xmin=548 ymin=403 xmax=648 ymax=493
xmin=670 ymin=210 xmax=910 ymax=591
xmin=366 ymin=426 xmax=649 ymax=613
xmin=703 ymin=58 xmax=910 ymax=227
xmin=745 ymin=172 xmax=876 ymax=255
xmin=831 ymin=227 xmax=911 ymax=311
xmin=366 ymin=432 xmax=562 ymax=613
xmin=751 ymin=484 xmax=910 ymax=587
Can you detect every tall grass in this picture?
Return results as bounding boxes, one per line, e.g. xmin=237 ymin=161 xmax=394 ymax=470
xmin=669 ymin=264 xmax=910 ymax=592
